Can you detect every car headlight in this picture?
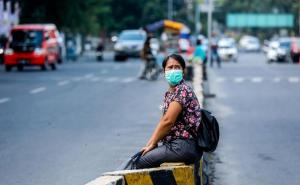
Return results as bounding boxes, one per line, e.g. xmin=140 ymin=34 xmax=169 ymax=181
xmin=0 ymin=48 xmax=3 ymax=54
xmin=5 ymin=48 xmax=13 ymax=55
xmin=34 ymin=48 xmax=45 ymax=55
xmin=114 ymin=43 xmax=123 ymax=50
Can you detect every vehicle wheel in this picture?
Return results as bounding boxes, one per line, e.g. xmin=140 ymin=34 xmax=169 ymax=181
xmin=57 ymin=57 xmax=63 ymax=64
xmin=50 ymin=63 xmax=57 ymax=70
xmin=40 ymin=64 xmax=47 ymax=71
xmin=114 ymin=55 xmax=121 ymax=61
xmin=5 ymin=65 xmax=12 ymax=72
xmin=17 ymin=65 xmax=23 ymax=71
xmin=97 ymin=56 xmax=103 ymax=61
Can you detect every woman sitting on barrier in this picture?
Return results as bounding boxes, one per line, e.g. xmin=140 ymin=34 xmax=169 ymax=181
xmin=136 ymin=53 xmax=202 ymax=169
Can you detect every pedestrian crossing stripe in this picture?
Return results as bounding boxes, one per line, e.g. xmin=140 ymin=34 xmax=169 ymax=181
xmin=215 ymin=77 xmax=300 ymax=83
xmin=288 ymin=77 xmax=299 ymax=83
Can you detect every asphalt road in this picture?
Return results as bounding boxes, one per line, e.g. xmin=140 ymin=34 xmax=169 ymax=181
xmin=0 ymin=52 xmax=167 ymax=185
xmin=206 ymin=53 xmax=300 ymax=185
xmin=1 ymin=51 xmax=299 ymax=185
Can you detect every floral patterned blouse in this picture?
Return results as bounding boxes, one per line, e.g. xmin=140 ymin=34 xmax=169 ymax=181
xmin=162 ymin=80 xmax=202 ymax=142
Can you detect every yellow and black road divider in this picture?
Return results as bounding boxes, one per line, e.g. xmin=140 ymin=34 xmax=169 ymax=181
xmin=85 ymin=161 xmax=203 ymax=185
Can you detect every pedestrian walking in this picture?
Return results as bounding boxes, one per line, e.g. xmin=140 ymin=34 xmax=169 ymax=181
xmin=193 ymin=39 xmax=207 ymax=80
xmin=210 ymin=34 xmax=221 ymax=68
xmin=193 ymin=39 xmax=206 ymax=64
xmin=134 ymin=53 xmax=203 ymax=183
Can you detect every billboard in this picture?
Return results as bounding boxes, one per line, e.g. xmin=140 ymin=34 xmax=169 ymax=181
xmin=227 ymin=14 xmax=294 ymax=28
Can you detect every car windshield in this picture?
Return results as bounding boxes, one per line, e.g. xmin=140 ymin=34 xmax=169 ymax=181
xmin=119 ymin=32 xmax=144 ymax=41
xmin=249 ymin=39 xmax=259 ymax=44
xmin=11 ymin=30 xmax=43 ymax=47
xmin=279 ymin=41 xmax=290 ymax=49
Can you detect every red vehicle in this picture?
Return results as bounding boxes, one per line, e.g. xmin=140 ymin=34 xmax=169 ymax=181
xmin=4 ymin=24 xmax=60 ymax=71
xmin=290 ymin=37 xmax=300 ymax=64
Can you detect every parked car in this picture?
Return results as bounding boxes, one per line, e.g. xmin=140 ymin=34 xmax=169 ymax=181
xmin=266 ymin=38 xmax=291 ymax=63
xmin=4 ymin=24 xmax=60 ymax=71
xmin=290 ymin=37 xmax=300 ymax=63
xmin=114 ymin=29 xmax=146 ymax=61
xmin=218 ymin=37 xmax=238 ymax=62
xmin=239 ymin=35 xmax=261 ymax=52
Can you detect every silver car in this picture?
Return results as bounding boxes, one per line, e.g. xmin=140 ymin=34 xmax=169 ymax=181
xmin=218 ymin=38 xmax=238 ymax=62
xmin=114 ymin=30 xmax=146 ymax=61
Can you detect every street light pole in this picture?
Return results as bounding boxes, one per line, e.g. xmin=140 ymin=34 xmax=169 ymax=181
xmin=298 ymin=1 xmax=300 ymax=36
xmin=195 ymin=0 xmax=200 ymax=34
xmin=207 ymin=0 xmax=213 ymax=66
xmin=168 ymin=0 xmax=173 ymax=20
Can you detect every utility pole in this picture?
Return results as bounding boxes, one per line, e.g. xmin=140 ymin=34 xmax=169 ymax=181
xmin=299 ymin=1 xmax=300 ymax=36
xmin=207 ymin=0 xmax=213 ymax=65
xmin=195 ymin=0 xmax=200 ymax=34
xmin=168 ymin=0 xmax=173 ymax=20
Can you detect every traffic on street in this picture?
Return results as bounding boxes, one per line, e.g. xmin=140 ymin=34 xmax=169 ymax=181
xmin=1 ymin=0 xmax=300 ymax=185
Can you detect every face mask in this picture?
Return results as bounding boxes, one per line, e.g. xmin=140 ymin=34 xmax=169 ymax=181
xmin=165 ymin=69 xmax=183 ymax=86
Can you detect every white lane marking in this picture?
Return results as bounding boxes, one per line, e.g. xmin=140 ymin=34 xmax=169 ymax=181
xmin=84 ymin=73 xmax=94 ymax=79
xmin=234 ymin=77 xmax=244 ymax=83
xmin=288 ymin=77 xmax=299 ymax=83
xmin=251 ymin=77 xmax=263 ymax=83
xmin=30 ymin=87 xmax=46 ymax=94
xmin=104 ymin=77 xmax=118 ymax=82
xmin=216 ymin=77 xmax=226 ymax=83
xmin=90 ymin=77 xmax=101 ymax=82
xmin=0 ymin=98 xmax=11 ymax=104
xmin=122 ymin=77 xmax=135 ymax=83
xmin=273 ymin=77 xmax=281 ymax=83
xmin=57 ymin=80 xmax=70 ymax=86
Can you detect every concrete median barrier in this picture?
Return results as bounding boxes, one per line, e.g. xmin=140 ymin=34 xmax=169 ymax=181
xmin=85 ymin=176 xmax=124 ymax=185
xmin=85 ymin=162 xmax=203 ymax=185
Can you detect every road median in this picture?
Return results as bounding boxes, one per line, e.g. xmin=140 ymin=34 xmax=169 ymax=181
xmin=85 ymin=162 xmax=202 ymax=185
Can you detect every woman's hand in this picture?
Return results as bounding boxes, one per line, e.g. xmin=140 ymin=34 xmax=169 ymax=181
xmin=141 ymin=143 xmax=157 ymax=156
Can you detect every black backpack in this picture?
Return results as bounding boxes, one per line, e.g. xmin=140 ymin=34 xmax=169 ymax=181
xmin=187 ymin=109 xmax=220 ymax=152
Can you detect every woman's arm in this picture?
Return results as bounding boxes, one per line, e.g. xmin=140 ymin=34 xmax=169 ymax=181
xmin=142 ymin=101 xmax=182 ymax=155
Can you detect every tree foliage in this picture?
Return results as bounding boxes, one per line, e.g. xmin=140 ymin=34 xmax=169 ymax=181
xmin=18 ymin=0 xmax=299 ymax=36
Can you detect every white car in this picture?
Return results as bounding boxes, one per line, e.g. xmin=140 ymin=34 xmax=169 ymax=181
xmin=218 ymin=38 xmax=238 ymax=62
xmin=239 ymin=35 xmax=261 ymax=52
xmin=114 ymin=29 xmax=146 ymax=61
xmin=266 ymin=38 xmax=291 ymax=63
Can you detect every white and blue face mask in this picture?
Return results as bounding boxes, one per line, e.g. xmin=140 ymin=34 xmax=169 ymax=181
xmin=165 ymin=69 xmax=183 ymax=86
